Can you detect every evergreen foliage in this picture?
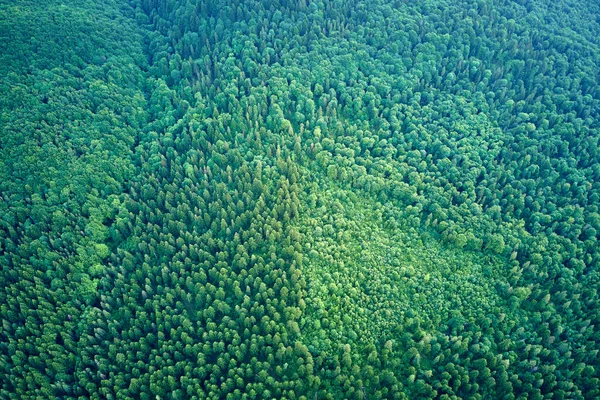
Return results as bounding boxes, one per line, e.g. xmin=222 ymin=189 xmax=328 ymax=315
xmin=1 ymin=0 xmax=599 ymax=398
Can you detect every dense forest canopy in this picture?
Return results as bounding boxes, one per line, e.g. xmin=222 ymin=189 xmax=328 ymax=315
xmin=1 ymin=0 xmax=599 ymax=398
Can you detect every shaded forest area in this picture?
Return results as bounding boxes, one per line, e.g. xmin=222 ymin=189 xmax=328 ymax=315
xmin=1 ymin=0 xmax=599 ymax=399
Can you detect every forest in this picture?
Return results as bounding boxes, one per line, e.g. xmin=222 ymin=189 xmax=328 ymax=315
xmin=1 ymin=0 xmax=599 ymax=398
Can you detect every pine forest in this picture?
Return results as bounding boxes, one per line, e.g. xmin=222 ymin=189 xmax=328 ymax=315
xmin=1 ymin=0 xmax=599 ymax=398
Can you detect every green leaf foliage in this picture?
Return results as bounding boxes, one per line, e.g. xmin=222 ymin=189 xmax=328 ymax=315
xmin=1 ymin=0 xmax=599 ymax=399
